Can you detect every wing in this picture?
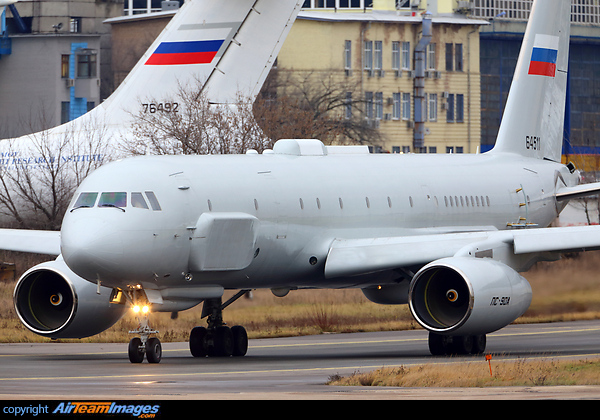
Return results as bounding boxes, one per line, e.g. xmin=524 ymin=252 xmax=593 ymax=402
xmin=324 ymin=225 xmax=600 ymax=278
xmin=0 ymin=229 xmax=61 ymax=256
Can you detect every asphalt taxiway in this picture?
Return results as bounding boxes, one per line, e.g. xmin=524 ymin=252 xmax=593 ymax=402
xmin=1 ymin=320 xmax=600 ymax=400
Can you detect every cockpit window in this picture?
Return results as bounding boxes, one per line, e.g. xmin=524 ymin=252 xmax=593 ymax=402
xmin=98 ymin=192 xmax=127 ymax=208
xmin=145 ymin=191 xmax=162 ymax=211
xmin=73 ymin=192 xmax=98 ymax=209
xmin=131 ymin=192 xmax=149 ymax=209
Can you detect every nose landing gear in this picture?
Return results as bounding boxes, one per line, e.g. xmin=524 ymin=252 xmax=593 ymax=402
xmin=128 ymin=301 xmax=161 ymax=364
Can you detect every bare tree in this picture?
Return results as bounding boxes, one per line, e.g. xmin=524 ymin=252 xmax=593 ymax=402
xmin=124 ymin=79 xmax=272 ymax=156
xmin=256 ymin=70 xmax=384 ymax=147
xmin=0 ymin=113 xmax=110 ymax=230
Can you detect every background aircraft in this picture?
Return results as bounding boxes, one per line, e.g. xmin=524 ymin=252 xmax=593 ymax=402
xmin=7 ymin=0 xmax=600 ymax=364
xmin=0 ymin=0 xmax=303 ymax=225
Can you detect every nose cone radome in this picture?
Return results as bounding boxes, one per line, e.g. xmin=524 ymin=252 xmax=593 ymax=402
xmin=61 ymin=216 xmax=124 ymax=283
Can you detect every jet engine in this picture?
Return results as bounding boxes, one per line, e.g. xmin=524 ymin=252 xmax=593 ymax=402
xmin=408 ymin=257 xmax=532 ymax=336
xmin=14 ymin=259 xmax=126 ymax=339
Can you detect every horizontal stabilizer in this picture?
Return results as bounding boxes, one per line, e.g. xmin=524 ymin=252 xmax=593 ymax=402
xmin=556 ymin=182 xmax=600 ymax=202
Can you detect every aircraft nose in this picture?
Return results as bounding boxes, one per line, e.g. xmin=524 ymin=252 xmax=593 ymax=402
xmin=61 ymin=216 xmax=124 ymax=282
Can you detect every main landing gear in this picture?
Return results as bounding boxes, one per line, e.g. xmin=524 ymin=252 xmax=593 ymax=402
xmin=189 ymin=291 xmax=250 ymax=358
xmin=428 ymin=332 xmax=487 ymax=356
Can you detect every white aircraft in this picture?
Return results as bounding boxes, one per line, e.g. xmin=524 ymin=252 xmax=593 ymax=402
xmin=0 ymin=0 xmax=18 ymax=6
xmin=0 ymin=0 xmax=303 ymax=223
xmin=7 ymin=0 xmax=600 ymax=363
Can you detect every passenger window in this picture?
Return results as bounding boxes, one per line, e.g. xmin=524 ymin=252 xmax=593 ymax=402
xmin=73 ymin=192 xmax=98 ymax=209
xmin=145 ymin=191 xmax=162 ymax=211
xmin=131 ymin=192 xmax=149 ymax=209
xmin=98 ymin=192 xmax=127 ymax=208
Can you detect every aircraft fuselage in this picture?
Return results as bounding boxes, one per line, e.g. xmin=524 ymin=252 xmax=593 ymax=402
xmin=60 ymin=145 xmax=574 ymax=296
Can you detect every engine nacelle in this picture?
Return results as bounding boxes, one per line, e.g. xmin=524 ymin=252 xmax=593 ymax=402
xmin=14 ymin=259 xmax=126 ymax=339
xmin=408 ymin=257 xmax=532 ymax=336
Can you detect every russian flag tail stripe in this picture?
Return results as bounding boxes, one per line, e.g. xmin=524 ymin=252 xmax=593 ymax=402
xmin=528 ymin=61 xmax=557 ymax=77
xmin=146 ymin=40 xmax=225 ymax=66
xmin=146 ymin=52 xmax=219 ymax=66
xmin=528 ymin=46 xmax=558 ymax=77
xmin=530 ymin=47 xmax=558 ymax=65
xmin=153 ymin=40 xmax=225 ymax=55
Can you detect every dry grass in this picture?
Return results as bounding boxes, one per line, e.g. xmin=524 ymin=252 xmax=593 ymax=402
xmin=327 ymin=358 xmax=600 ymax=387
xmin=1 ymin=250 xmax=600 ymax=343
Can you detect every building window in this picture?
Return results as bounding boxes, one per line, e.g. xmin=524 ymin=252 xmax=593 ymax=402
xmin=402 ymin=42 xmax=410 ymax=70
xmin=364 ymin=41 xmax=373 ymax=71
xmin=70 ymin=17 xmax=81 ymax=33
xmin=429 ymin=146 xmax=437 ymax=153
xmin=375 ymin=92 xmax=383 ymax=120
xmin=61 ymin=102 xmax=70 ymax=124
xmin=392 ymin=41 xmax=400 ymax=71
xmin=345 ymin=92 xmax=352 ymax=120
xmin=455 ymin=43 xmax=463 ymax=72
xmin=446 ymin=93 xmax=455 ymax=123
xmin=427 ymin=43 xmax=436 ymax=70
xmin=77 ymin=53 xmax=97 ymax=78
xmin=429 ymin=93 xmax=437 ymax=121
xmin=303 ymin=0 xmax=368 ymax=8
xmin=344 ymin=40 xmax=352 ymax=71
xmin=365 ymin=91 xmax=373 ymax=120
xmin=456 ymin=94 xmax=464 ymax=123
xmin=446 ymin=146 xmax=454 ymax=154
xmin=445 ymin=43 xmax=453 ymax=71
xmin=392 ymin=92 xmax=401 ymax=120
xmin=61 ymin=55 xmax=70 ymax=78
xmin=374 ymin=40 xmax=382 ymax=71
xmin=402 ymin=93 xmax=411 ymax=120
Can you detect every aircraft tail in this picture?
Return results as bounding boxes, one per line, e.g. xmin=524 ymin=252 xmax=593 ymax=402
xmin=102 ymin=0 xmax=303 ymax=125
xmin=489 ymin=0 xmax=571 ymax=162
xmin=5 ymin=0 xmax=303 ymax=141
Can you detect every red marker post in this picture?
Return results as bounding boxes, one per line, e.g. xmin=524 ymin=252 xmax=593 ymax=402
xmin=485 ymin=354 xmax=493 ymax=377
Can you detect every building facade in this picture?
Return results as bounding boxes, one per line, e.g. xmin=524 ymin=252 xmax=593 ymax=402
xmin=276 ymin=0 xmax=486 ymax=153
xmin=0 ymin=0 xmax=122 ymax=138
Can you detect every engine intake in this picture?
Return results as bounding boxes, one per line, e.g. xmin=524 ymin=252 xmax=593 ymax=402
xmin=14 ymin=260 xmax=126 ymax=339
xmin=409 ymin=257 xmax=532 ymax=336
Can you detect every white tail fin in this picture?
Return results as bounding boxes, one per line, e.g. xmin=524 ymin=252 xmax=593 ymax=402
xmin=490 ymin=0 xmax=571 ymax=162
xmin=102 ymin=0 xmax=303 ymax=131
xmin=5 ymin=0 xmax=303 ymax=141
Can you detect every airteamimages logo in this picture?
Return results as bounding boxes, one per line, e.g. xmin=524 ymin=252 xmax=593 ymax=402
xmin=52 ymin=402 xmax=160 ymax=418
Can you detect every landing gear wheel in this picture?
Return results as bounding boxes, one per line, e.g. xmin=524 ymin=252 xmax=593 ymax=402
xmin=190 ymin=326 xmax=208 ymax=357
xmin=428 ymin=332 xmax=451 ymax=356
xmin=231 ymin=325 xmax=248 ymax=357
xmin=428 ymin=332 xmax=487 ymax=356
xmin=211 ymin=326 xmax=234 ymax=357
xmin=471 ymin=334 xmax=487 ymax=355
xmin=451 ymin=335 xmax=474 ymax=355
xmin=128 ymin=337 xmax=145 ymax=363
xmin=146 ymin=337 xmax=162 ymax=363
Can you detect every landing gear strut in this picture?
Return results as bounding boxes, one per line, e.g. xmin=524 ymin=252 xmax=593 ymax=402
xmin=428 ymin=332 xmax=487 ymax=356
xmin=127 ymin=296 xmax=161 ymax=364
xmin=189 ymin=290 xmax=250 ymax=358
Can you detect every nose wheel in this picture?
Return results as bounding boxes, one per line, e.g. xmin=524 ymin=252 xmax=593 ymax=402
xmin=128 ymin=302 xmax=161 ymax=364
